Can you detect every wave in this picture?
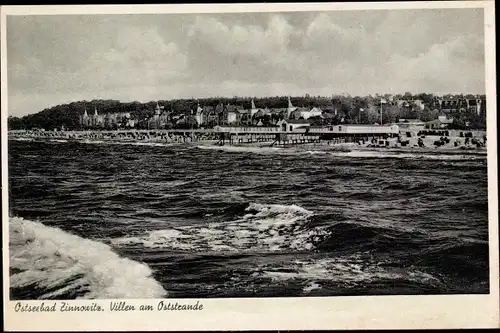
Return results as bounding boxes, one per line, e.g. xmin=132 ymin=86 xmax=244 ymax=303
xmin=111 ymin=141 xmax=177 ymax=148
xmin=255 ymin=255 xmax=442 ymax=294
xmin=196 ymin=144 xmax=286 ymax=155
xmin=196 ymin=144 xmax=339 ymax=156
xmin=329 ymin=150 xmax=486 ymax=160
xmin=111 ymin=203 xmax=330 ymax=252
xmin=9 ymin=217 xmax=166 ymax=299
xmin=9 ymin=137 xmax=35 ymax=142
xmin=77 ymin=139 xmax=179 ymax=148
xmin=195 ymin=144 xmax=486 ymax=160
xmin=316 ymin=222 xmax=423 ymax=252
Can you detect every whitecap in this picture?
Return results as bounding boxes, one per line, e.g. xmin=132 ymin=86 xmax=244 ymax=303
xmin=9 ymin=217 xmax=167 ymax=299
xmin=111 ymin=203 xmax=329 ymax=253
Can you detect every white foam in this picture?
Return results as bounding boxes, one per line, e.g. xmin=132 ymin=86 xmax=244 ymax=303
xmin=78 ymin=139 xmax=178 ymax=148
xmin=9 ymin=217 xmax=167 ymax=299
xmin=111 ymin=203 xmax=328 ymax=253
xmin=196 ymin=144 xmax=286 ymax=155
xmin=257 ymin=255 xmax=441 ymax=293
xmin=9 ymin=137 xmax=35 ymax=142
xmin=195 ymin=144 xmax=485 ymax=160
xmin=302 ymin=281 xmax=322 ymax=292
xmin=330 ymin=150 xmax=486 ymax=160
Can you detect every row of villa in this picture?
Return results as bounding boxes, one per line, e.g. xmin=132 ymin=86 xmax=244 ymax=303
xmin=79 ymin=95 xmax=485 ymax=133
xmin=80 ymin=97 xmax=328 ymax=130
xmin=372 ymin=95 xmax=486 ymax=115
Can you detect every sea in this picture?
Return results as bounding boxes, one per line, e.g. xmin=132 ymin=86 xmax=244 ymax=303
xmin=7 ymin=139 xmax=490 ymax=299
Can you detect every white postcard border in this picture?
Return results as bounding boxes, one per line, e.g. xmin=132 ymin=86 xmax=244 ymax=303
xmin=1 ymin=1 xmax=498 ymax=331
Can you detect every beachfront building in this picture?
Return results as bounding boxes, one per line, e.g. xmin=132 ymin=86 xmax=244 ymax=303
xmin=195 ymin=103 xmax=204 ymax=125
xmin=250 ymin=99 xmax=260 ymax=118
xmin=426 ymin=115 xmax=454 ymax=129
xmin=307 ymin=124 xmax=400 ymax=138
xmin=147 ymin=102 xmax=172 ymax=129
xmin=90 ymin=108 xmax=103 ymax=127
xmin=201 ymin=106 xmax=216 ymax=127
xmin=80 ymin=108 xmax=90 ymax=127
xmin=80 ymin=107 xmax=135 ymax=129
xmin=80 ymin=107 xmax=104 ymax=128
xmin=175 ymin=114 xmax=198 ymax=129
xmin=290 ymin=106 xmax=323 ymax=120
xmin=439 ymin=98 xmax=468 ymax=113
xmin=466 ymin=98 xmax=485 ymax=116
xmin=106 ymin=112 xmax=133 ymax=129
xmin=225 ymin=104 xmax=245 ymax=125
xmin=278 ymin=119 xmax=311 ymax=132
xmin=413 ymin=99 xmax=425 ymax=110
xmin=396 ymin=118 xmax=426 ymax=132
xmin=227 ymin=109 xmax=238 ymax=124
xmin=286 ymin=96 xmax=298 ymax=119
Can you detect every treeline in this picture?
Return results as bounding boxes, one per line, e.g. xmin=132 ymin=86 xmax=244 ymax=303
xmin=8 ymin=93 xmax=487 ymax=130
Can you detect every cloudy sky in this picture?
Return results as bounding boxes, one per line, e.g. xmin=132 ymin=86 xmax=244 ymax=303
xmin=7 ymin=8 xmax=485 ymax=116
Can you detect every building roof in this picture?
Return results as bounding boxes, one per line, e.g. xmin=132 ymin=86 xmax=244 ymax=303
xmin=399 ymin=118 xmax=424 ymax=123
xmin=321 ymin=112 xmax=335 ymax=119
xmin=340 ymin=124 xmax=392 ymax=127
xmin=310 ymin=107 xmax=323 ymax=112
xmin=285 ymin=119 xmax=311 ymax=124
xmin=272 ymin=108 xmax=289 ymax=113
xmin=427 ymin=118 xmax=453 ymax=125
xmin=226 ymin=105 xmax=244 ymax=112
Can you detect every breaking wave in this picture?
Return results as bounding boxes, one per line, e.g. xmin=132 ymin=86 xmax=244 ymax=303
xmin=195 ymin=144 xmax=286 ymax=155
xmin=9 ymin=217 xmax=166 ymax=300
xmin=195 ymin=144 xmax=486 ymax=160
xmin=78 ymin=139 xmax=178 ymax=148
xmin=330 ymin=150 xmax=487 ymax=160
xmin=9 ymin=137 xmax=35 ymax=142
xmin=111 ymin=203 xmax=330 ymax=252
xmin=255 ymin=255 xmax=442 ymax=294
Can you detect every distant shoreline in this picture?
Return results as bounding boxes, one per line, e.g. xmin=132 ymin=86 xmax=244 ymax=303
xmin=8 ymin=133 xmax=487 ymax=155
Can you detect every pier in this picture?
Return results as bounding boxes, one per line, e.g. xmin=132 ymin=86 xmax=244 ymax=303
xmin=8 ymin=124 xmax=400 ymax=146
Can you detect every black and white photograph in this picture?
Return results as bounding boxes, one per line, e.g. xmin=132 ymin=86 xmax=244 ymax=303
xmin=2 ymin=1 xmax=498 ymax=330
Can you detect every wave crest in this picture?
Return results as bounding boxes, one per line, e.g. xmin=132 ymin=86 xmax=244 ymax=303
xmin=9 ymin=217 xmax=166 ymax=299
xmin=112 ymin=203 xmax=328 ymax=252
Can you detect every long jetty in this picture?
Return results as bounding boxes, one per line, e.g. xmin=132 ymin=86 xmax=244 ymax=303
xmin=8 ymin=125 xmax=400 ymax=146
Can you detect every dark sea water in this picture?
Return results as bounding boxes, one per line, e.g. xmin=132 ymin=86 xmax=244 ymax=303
xmin=8 ymin=139 xmax=490 ymax=299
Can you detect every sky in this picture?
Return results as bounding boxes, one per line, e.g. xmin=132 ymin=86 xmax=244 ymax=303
xmin=7 ymin=8 xmax=485 ymax=117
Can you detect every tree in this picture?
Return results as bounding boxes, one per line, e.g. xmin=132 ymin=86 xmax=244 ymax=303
xmin=403 ymin=92 xmax=413 ymax=99
xmin=420 ymin=107 xmax=439 ymax=122
xmin=365 ymin=104 xmax=380 ymax=124
xmin=8 ymin=116 xmax=25 ymax=130
xmin=382 ymin=105 xmax=400 ymax=124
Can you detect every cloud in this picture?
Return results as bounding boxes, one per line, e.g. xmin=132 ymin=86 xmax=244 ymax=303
xmin=82 ymin=27 xmax=188 ymax=90
xmin=6 ymin=9 xmax=486 ymax=117
xmin=188 ymin=14 xmax=294 ymax=58
xmin=386 ymin=35 xmax=485 ymax=93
